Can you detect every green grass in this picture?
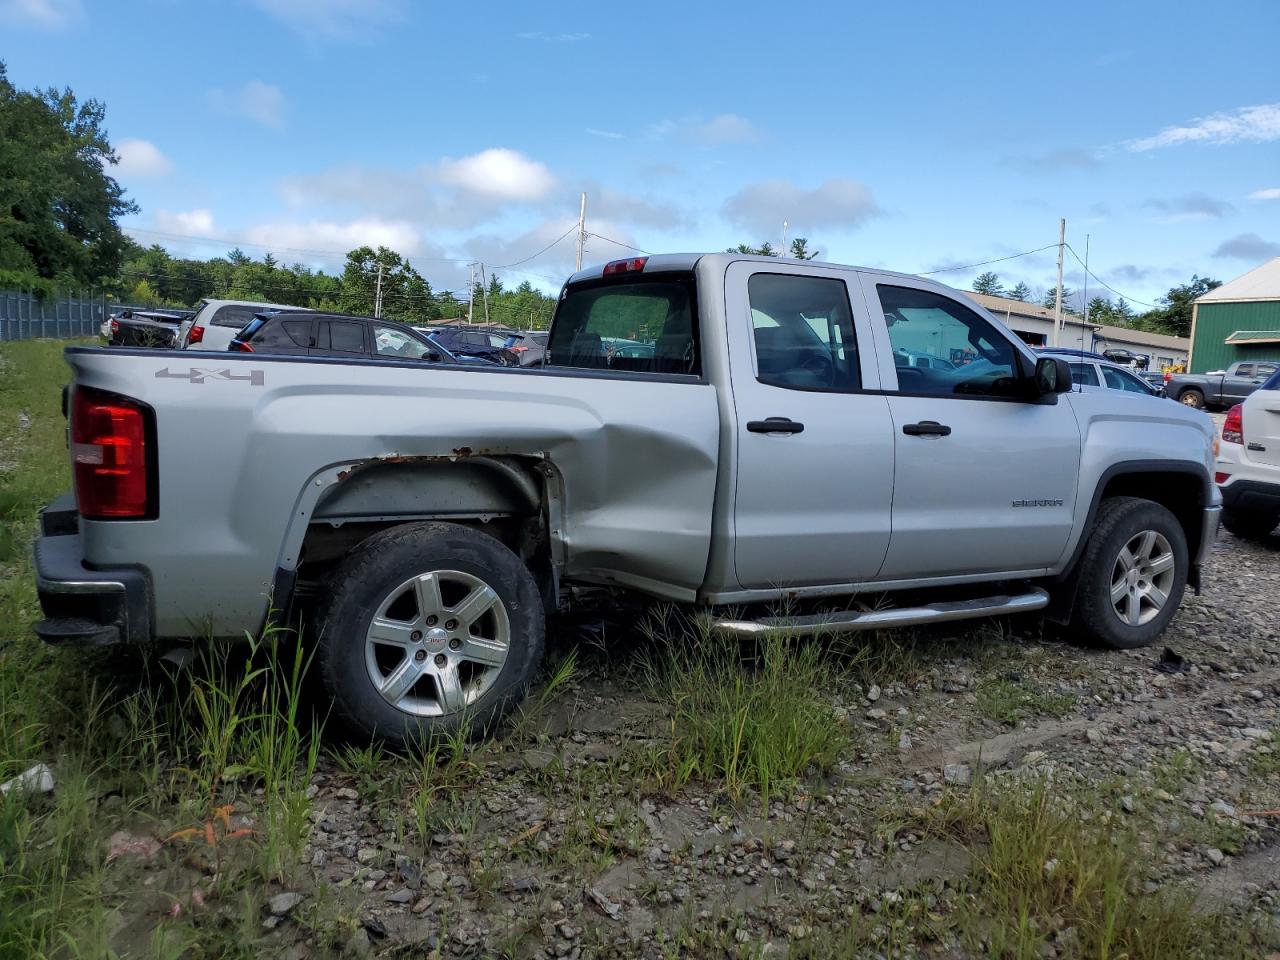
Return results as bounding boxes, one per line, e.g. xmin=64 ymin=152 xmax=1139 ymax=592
xmin=0 ymin=339 xmax=330 ymax=956
xmin=907 ymin=775 xmax=1266 ymax=959
xmin=975 ymin=676 xmax=1076 ymax=727
xmin=634 ymin=612 xmax=852 ymax=808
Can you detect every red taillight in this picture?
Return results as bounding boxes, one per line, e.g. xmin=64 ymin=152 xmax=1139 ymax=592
xmin=188 ymin=325 xmax=204 ymax=345
xmin=1163 ymin=371 xmax=1173 ymax=382
xmin=231 ymin=340 xmax=253 ymax=352
xmin=71 ymin=387 xmax=153 ymax=519
xmin=602 ymin=257 xmax=648 ymax=276
xmin=1222 ymin=403 xmax=1244 ymax=445
xmin=1215 ymin=471 xmax=1231 ymax=485
xmin=110 ymin=319 xmax=119 ymax=334
xmin=511 ymin=345 xmax=528 ymax=353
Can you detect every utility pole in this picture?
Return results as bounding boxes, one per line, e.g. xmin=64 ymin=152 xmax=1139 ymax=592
xmin=575 ymin=192 xmax=587 ymax=272
xmin=373 ymin=262 xmax=386 ymax=319
xmin=781 ymin=219 xmax=789 ymax=254
xmin=467 ymin=263 xmax=475 ymax=325
xmin=1051 ymin=218 xmax=1066 ymax=347
xmin=1080 ymin=234 xmax=1091 ymax=351
xmin=478 ymin=263 xmax=491 ymax=324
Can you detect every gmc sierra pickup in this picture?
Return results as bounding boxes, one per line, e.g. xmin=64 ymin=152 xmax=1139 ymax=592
xmin=34 ymin=254 xmax=1222 ymax=745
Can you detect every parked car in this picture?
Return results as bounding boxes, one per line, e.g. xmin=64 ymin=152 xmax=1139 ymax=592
xmin=894 ymin=348 xmax=956 ymax=371
xmin=35 ymin=253 xmax=1220 ymax=747
xmin=1041 ymin=350 xmax=1164 ymax=397
xmin=231 ymin=311 xmax=494 ymax=365
xmin=107 ymin=309 xmax=190 ymax=349
xmin=176 ymin=299 xmax=300 ymax=352
xmin=501 ymin=331 xmax=549 ymax=367
xmin=1165 ymin=360 xmax=1279 ymax=410
xmin=1140 ymin=371 xmax=1167 ymax=392
xmin=426 ymin=326 xmax=516 ymax=365
xmin=1215 ymin=367 xmax=1280 ymax=541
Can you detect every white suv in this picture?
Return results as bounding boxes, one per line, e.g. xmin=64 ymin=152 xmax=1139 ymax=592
xmin=1215 ymin=370 xmax=1280 ymax=540
xmin=176 ymin=299 xmax=299 ymax=351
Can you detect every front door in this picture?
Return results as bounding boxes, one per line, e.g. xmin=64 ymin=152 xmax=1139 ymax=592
xmin=726 ymin=261 xmax=895 ymax=588
xmin=857 ymin=277 xmax=1082 ymax=579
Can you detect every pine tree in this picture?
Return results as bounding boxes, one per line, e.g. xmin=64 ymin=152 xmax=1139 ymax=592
xmin=971 ymin=271 xmax=1004 ymax=296
xmin=1008 ymin=281 xmax=1032 ymax=302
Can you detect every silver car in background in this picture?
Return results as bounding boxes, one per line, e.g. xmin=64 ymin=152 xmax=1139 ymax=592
xmin=176 ymin=299 xmax=299 ymax=351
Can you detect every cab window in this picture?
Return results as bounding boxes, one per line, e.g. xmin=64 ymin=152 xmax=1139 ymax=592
xmin=1069 ymin=362 xmax=1100 ymax=386
xmin=877 ymin=285 xmax=1021 ymax=398
xmin=547 ymin=276 xmax=699 ymax=375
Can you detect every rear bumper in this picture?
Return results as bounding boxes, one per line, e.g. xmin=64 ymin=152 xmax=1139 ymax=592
xmin=32 ymin=494 xmax=152 ymax=645
xmin=1220 ymin=478 xmax=1280 ymax=514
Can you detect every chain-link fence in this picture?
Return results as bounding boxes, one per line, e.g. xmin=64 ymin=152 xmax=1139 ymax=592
xmin=0 ymin=290 xmax=109 ymax=342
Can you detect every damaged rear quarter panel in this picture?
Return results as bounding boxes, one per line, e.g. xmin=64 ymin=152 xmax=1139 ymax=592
xmin=71 ymin=353 xmax=720 ymax=636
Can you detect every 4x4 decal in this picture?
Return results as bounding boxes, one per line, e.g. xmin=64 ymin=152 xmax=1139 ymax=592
xmin=155 ymin=367 xmax=265 ymax=386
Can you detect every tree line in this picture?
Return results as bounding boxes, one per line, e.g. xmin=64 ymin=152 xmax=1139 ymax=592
xmin=969 ymin=270 xmax=1221 ymax=339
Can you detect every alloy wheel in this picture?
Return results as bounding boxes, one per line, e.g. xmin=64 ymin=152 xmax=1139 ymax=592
xmin=364 ymin=569 xmax=510 ymax=717
xmin=1110 ymin=530 xmax=1176 ymax=627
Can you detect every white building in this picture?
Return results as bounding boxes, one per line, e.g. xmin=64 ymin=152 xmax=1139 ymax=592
xmin=962 ymin=292 xmax=1189 ymax=370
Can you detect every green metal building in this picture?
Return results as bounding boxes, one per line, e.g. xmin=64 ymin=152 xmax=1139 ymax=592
xmin=1189 ymin=257 xmax=1280 ymax=373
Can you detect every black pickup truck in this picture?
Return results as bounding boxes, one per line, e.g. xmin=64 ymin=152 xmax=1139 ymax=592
xmin=1166 ymin=360 xmax=1280 ymax=410
xmin=108 ymin=309 xmax=192 ymax=349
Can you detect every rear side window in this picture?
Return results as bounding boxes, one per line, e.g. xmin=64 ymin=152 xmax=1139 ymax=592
xmin=317 ymin=320 xmax=366 ymax=353
xmin=547 ymin=276 xmax=699 ymax=375
xmin=212 ymin=305 xmax=266 ymax=328
xmin=1103 ymin=367 xmax=1153 ymax=394
xmin=748 ymin=273 xmax=859 ymax=391
xmin=1264 ymin=368 xmax=1280 ymax=391
xmin=245 ymin=317 xmax=312 ymax=350
xmin=1068 ymin=362 xmax=1100 ymax=386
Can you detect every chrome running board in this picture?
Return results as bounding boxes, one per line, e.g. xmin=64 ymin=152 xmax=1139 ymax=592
xmin=710 ymin=587 xmax=1050 ymax=638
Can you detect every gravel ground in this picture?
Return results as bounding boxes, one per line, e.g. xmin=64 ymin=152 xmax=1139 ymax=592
xmin=97 ymin=524 xmax=1280 ymax=958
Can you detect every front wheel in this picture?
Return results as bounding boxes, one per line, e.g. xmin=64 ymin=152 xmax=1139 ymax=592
xmin=316 ymin=521 xmax=544 ymax=746
xmin=1071 ymin=497 xmax=1188 ymax=650
xmin=1221 ymin=505 xmax=1280 ymax=542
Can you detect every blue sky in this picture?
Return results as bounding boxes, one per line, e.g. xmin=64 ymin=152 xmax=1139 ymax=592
xmin=3 ymin=0 xmax=1278 ymax=305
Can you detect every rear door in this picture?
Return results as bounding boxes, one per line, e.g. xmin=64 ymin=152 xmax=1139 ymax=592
xmin=725 ymin=261 xmax=895 ymax=587
xmin=313 ymin=318 xmax=368 ymax=358
xmin=857 ymin=276 xmax=1081 ymax=579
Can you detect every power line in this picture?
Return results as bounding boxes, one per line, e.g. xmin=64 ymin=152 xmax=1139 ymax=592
xmin=494 ymin=226 xmax=577 ymax=268
xmin=587 ymin=232 xmax=650 ymax=255
xmin=917 ymin=243 xmax=1060 ymax=276
xmin=1064 ymin=243 xmax=1158 ymax=308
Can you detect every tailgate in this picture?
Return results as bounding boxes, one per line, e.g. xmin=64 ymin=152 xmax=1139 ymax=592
xmin=1242 ymin=388 xmax=1280 ymax=467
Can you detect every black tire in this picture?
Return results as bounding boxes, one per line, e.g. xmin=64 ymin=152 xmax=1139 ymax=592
xmin=316 ymin=521 xmax=544 ymax=746
xmin=1221 ymin=505 xmax=1280 ymax=542
xmin=1176 ymin=388 xmax=1205 ymax=410
xmin=1071 ymin=496 xmax=1188 ymax=650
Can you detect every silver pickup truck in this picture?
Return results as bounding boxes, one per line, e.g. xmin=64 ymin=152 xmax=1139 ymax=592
xmin=35 ymin=254 xmax=1221 ymax=744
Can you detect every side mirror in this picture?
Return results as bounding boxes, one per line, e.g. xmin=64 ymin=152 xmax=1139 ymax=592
xmin=1035 ymin=356 xmax=1073 ymax=395
xmin=426 ymin=350 xmax=441 ymax=362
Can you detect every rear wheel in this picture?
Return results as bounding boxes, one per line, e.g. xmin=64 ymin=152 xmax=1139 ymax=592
xmin=1071 ymin=497 xmax=1188 ymax=650
xmin=316 ymin=521 xmax=544 ymax=746
xmin=1177 ymin=388 xmax=1205 ymax=409
xmin=1221 ymin=505 xmax=1280 ymax=542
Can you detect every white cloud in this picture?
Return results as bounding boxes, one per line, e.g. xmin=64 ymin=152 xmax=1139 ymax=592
xmin=242 ymin=217 xmax=421 ymax=258
xmin=436 ymin=148 xmax=556 ymax=201
xmin=1248 ymin=187 xmax=1280 ymax=201
xmin=114 ymin=139 xmax=172 ymax=177
xmin=1213 ymin=233 xmax=1280 ymax=261
xmin=152 ymin=209 xmax=216 ymax=237
xmin=209 ymin=80 xmax=286 ymax=128
xmin=1127 ymin=103 xmax=1280 ymax=151
xmin=250 ymin=0 xmax=403 ymax=39
xmin=0 ymin=0 xmax=81 ymax=28
xmin=723 ymin=179 xmax=881 ymax=236
xmin=586 ymin=128 xmax=624 ymax=140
